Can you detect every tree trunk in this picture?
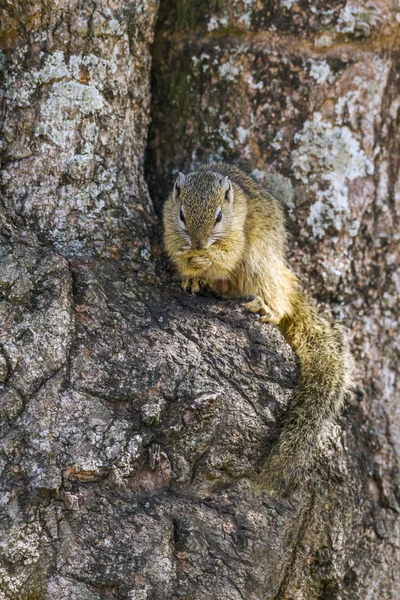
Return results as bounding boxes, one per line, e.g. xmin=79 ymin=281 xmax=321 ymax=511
xmin=1 ymin=1 xmax=399 ymax=599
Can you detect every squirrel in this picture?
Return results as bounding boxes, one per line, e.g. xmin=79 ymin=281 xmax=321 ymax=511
xmin=163 ymin=162 xmax=351 ymax=493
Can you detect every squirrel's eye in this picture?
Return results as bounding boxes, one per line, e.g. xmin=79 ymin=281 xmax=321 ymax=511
xmin=215 ymin=210 xmax=222 ymax=225
xmin=179 ymin=209 xmax=186 ymax=224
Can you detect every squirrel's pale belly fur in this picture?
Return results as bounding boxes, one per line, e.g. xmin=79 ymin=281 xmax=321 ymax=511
xmin=163 ymin=162 xmax=351 ymax=493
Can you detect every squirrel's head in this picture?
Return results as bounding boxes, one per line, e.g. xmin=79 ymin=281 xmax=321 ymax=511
xmin=170 ymin=170 xmax=234 ymax=250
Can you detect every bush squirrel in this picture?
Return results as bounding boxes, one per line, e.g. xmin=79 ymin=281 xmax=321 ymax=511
xmin=163 ymin=162 xmax=351 ymax=493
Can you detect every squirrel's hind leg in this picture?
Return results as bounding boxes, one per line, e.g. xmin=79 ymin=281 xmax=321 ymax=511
xmin=244 ymin=296 xmax=280 ymax=325
xmin=182 ymin=278 xmax=231 ymax=298
xmin=203 ymin=279 xmax=231 ymax=298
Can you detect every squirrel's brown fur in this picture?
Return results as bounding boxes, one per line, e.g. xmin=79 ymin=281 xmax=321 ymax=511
xmin=163 ymin=163 xmax=351 ymax=493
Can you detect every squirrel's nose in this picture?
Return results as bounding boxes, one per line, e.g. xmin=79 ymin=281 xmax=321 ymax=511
xmin=191 ymin=239 xmax=205 ymax=250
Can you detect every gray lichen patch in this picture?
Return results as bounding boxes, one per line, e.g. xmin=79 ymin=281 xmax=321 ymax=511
xmin=291 ymin=113 xmax=373 ymax=237
xmin=38 ymin=81 xmax=104 ymax=145
xmin=0 ymin=387 xmax=23 ymax=420
xmin=0 ymin=353 xmax=8 ymax=383
xmin=0 ymin=521 xmax=49 ymax=600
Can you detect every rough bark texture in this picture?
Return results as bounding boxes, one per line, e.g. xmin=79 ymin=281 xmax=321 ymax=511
xmin=0 ymin=1 xmax=399 ymax=599
xmin=0 ymin=0 xmax=157 ymax=257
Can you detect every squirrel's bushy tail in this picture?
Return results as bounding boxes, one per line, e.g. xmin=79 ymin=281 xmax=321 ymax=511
xmin=259 ymin=291 xmax=351 ymax=492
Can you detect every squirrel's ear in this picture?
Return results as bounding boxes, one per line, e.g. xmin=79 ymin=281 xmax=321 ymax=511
xmin=173 ymin=172 xmax=186 ymax=201
xmin=221 ymin=176 xmax=233 ymax=203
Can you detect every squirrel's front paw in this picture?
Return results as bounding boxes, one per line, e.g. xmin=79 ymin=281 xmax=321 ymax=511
xmin=188 ymin=256 xmax=212 ymax=270
xmin=173 ymin=249 xmax=212 ymax=272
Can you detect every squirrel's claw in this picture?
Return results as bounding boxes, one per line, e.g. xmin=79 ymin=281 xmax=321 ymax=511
xmin=244 ymin=296 xmax=269 ymax=314
xmin=182 ymin=277 xmax=200 ymax=295
xmin=244 ymin=296 xmax=278 ymax=323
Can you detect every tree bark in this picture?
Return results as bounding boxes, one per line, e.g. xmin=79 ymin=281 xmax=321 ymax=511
xmin=0 ymin=1 xmax=399 ymax=599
